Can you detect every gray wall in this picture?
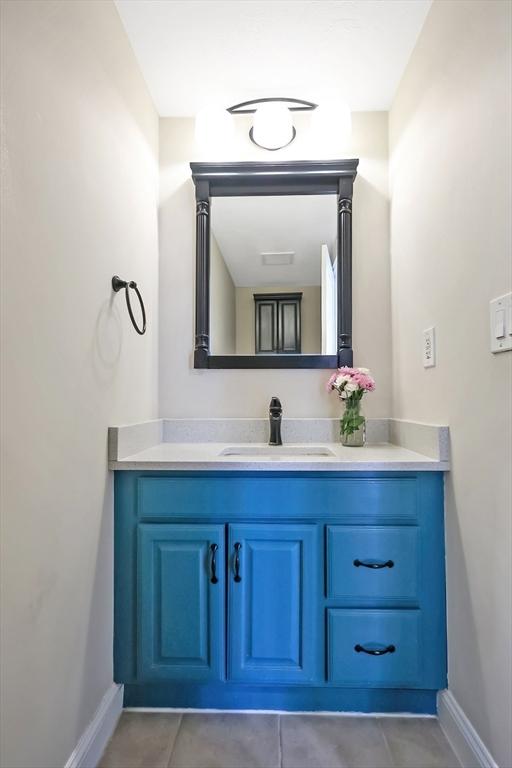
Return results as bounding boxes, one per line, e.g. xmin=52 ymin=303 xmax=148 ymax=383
xmin=0 ymin=2 xmax=159 ymax=766
xmin=210 ymin=234 xmax=236 ymax=354
xmin=389 ymin=1 xmax=512 ymax=764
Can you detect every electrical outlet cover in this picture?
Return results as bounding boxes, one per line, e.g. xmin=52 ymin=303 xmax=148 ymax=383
xmin=423 ymin=327 xmax=436 ymax=368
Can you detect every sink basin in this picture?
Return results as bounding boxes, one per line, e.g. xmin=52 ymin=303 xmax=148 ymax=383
xmin=219 ymin=445 xmax=336 ymax=457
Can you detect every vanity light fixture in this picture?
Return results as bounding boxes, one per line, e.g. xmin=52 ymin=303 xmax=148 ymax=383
xmin=227 ymin=97 xmax=318 ymax=151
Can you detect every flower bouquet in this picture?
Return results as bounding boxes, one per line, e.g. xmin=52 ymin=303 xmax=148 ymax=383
xmin=326 ymin=367 xmax=376 ymax=446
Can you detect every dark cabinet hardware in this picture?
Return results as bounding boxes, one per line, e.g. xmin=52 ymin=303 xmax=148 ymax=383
xmin=354 ymin=644 xmax=396 ymax=656
xmin=233 ymin=542 xmax=242 ymax=582
xmin=353 ymin=559 xmax=394 ymax=569
xmin=210 ymin=543 xmax=219 ymax=584
xmin=112 ymin=275 xmax=147 ymax=335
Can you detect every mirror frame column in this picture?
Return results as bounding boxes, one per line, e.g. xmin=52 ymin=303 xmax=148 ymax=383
xmin=194 ymin=180 xmax=210 ymax=368
xmin=337 ymin=179 xmax=354 ymax=367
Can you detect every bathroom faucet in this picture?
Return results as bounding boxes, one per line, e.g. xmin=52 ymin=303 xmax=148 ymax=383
xmin=269 ymin=397 xmax=283 ymax=446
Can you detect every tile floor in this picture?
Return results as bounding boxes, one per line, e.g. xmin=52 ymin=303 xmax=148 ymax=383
xmin=99 ymin=711 xmax=461 ymax=768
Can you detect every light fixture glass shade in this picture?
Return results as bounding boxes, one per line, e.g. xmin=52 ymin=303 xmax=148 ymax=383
xmin=311 ymin=101 xmax=352 ymax=149
xmin=252 ymin=102 xmax=294 ymax=150
xmin=195 ymin=106 xmax=234 ymax=152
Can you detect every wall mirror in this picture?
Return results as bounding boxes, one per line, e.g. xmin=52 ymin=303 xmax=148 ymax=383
xmin=191 ymin=160 xmax=358 ymax=369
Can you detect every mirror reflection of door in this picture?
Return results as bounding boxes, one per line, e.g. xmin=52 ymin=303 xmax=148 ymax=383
xmin=254 ymin=293 xmax=302 ymax=354
xmin=209 ymin=195 xmax=337 ymax=357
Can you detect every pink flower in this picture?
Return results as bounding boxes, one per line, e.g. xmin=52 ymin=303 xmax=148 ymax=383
xmin=326 ymin=372 xmax=338 ymax=392
xmin=352 ymin=371 xmax=376 ymax=391
xmin=326 ymin=366 xmax=376 ymax=394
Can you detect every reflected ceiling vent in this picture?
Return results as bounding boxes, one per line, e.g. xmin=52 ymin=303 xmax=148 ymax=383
xmin=261 ymin=251 xmax=295 ymax=266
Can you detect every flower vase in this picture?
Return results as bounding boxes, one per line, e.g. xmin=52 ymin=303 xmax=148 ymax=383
xmin=340 ymin=398 xmax=366 ymax=447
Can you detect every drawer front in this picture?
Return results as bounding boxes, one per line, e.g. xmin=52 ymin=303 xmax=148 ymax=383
xmin=137 ymin=476 xmax=418 ymax=523
xmin=328 ymin=609 xmax=421 ymax=687
xmin=326 ymin=526 xmax=419 ymax=602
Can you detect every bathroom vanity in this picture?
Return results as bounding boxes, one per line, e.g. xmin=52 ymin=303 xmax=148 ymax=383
xmin=111 ymin=159 xmax=449 ymax=714
xmin=111 ymin=419 xmax=448 ymax=714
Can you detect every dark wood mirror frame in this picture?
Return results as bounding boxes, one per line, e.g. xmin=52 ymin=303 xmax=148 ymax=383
xmin=190 ymin=159 xmax=359 ymax=369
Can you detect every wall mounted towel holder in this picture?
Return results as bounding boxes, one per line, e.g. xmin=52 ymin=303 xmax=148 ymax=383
xmin=112 ymin=276 xmax=146 ymax=335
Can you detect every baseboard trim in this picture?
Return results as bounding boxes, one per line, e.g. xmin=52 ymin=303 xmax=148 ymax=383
xmin=65 ymin=683 xmax=123 ymax=768
xmin=437 ymin=690 xmax=498 ymax=768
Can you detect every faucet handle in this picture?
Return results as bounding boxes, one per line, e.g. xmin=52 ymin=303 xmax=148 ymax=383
xmin=269 ymin=396 xmax=282 ymax=414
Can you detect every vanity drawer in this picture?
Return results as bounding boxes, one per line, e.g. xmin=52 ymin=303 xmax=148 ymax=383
xmin=326 ymin=526 xmax=419 ymax=602
xmin=136 ymin=476 xmax=418 ymax=522
xmin=327 ymin=609 xmax=421 ymax=687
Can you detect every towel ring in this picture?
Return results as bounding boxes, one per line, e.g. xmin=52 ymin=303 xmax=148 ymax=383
xmin=112 ymin=275 xmax=146 ymax=335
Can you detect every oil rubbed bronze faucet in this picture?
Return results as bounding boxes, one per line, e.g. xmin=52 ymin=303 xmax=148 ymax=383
xmin=269 ymin=397 xmax=283 ymax=446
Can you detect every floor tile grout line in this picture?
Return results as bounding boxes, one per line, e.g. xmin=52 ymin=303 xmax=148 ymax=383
xmin=166 ymin=712 xmax=183 ymax=768
xmin=376 ymin=717 xmax=398 ymax=768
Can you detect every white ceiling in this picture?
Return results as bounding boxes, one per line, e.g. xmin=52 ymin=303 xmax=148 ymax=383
xmin=211 ymin=195 xmax=337 ymax=287
xmin=115 ymin=0 xmax=432 ymax=116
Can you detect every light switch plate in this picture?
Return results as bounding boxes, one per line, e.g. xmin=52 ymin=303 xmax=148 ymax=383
xmin=490 ymin=293 xmax=512 ymax=353
xmin=423 ymin=327 xmax=436 ymax=368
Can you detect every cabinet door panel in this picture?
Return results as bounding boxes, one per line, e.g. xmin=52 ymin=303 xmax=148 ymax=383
xmin=256 ymin=301 xmax=277 ymax=353
xmin=279 ymin=299 xmax=301 ymax=353
xmin=138 ymin=524 xmax=224 ymax=681
xmin=228 ymin=523 xmax=320 ymax=683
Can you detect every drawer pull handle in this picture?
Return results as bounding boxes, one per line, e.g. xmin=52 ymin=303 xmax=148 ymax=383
xmin=354 ymin=559 xmax=394 ymax=569
xmin=234 ymin=542 xmax=242 ymax=583
xmin=355 ymin=643 xmax=396 ymax=656
xmin=210 ymin=543 xmax=219 ymax=584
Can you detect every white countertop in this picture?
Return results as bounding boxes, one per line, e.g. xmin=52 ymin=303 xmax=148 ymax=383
xmin=109 ymin=441 xmax=449 ymax=472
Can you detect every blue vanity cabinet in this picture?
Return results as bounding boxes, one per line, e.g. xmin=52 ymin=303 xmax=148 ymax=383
xmin=137 ymin=524 xmax=225 ymax=681
xmin=114 ymin=471 xmax=447 ymax=713
xmin=228 ymin=523 xmax=321 ymax=683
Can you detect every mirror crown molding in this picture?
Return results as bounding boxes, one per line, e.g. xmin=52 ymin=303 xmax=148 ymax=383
xmin=191 ymin=159 xmax=359 ymax=369
xmin=191 ymin=159 xmax=358 ymax=197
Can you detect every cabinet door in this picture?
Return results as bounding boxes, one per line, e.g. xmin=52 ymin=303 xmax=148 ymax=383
xmin=228 ymin=523 xmax=320 ymax=683
xmin=138 ymin=524 xmax=224 ymax=681
xmin=255 ymin=300 xmax=278 ymax=353
xmin=278 ymin=298 xmax=301 ymax=353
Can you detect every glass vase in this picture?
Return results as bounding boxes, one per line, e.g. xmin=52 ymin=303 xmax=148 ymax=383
xmin=340 ymin=399 xmax=366 ymax=447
